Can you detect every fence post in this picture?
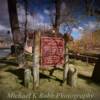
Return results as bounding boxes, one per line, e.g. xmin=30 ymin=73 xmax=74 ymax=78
xmin=63 ymin=41 xmax=69 ymax=83
xmin=32 ymin=31 xmax=40 ymax=88
xmin=67 ymin=67 xmax=77 ymax=87
xmin=86 ymin=56 xmax=89 ymax=65
xmin=24 ymin=68 xmax=33 ymax=89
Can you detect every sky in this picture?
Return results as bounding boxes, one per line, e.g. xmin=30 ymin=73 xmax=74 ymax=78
xmin=0 ymin=0 xmax=100 ymax=40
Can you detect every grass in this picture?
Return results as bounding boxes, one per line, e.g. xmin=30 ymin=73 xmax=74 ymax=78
xmin=69 ymin=59 xmax=94 ymax=67
xmin=0 ymin=55 xmax=100 ymax=100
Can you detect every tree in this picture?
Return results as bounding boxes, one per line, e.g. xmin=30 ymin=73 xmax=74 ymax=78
xmin=8 ymin=0 xmax=27 ymax=67
xmin=8 ymin=0 xmax=33 ymax=88
xmin=84 ymin=0 xmax=100 ymax=16
xmin=92 ymin=30 xmax=100 ymax=48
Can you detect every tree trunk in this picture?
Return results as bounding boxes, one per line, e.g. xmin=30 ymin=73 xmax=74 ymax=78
xmin=7 ymin=0 xmax=25 ymax=68
xmin=53 ymin=0 xmax=61 ymax=33
xmin=92 ymin=55 xmax=100 ymax=83
xmin=7 ymin=0 xmax=32 ymax=89
xmin=7 ymin=0 xmax=19 ymax=33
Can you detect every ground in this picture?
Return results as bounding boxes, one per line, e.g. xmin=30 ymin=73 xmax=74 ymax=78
xmin=0 ymin=56 xmax=100 ymax=100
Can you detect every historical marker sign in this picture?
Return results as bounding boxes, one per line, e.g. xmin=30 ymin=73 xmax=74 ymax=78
xmin=41 ymin=36 xmax=64 ymax=66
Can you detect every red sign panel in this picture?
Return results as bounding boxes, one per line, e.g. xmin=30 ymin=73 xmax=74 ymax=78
xmin=41 ymin=36 xmax=64 ymax=66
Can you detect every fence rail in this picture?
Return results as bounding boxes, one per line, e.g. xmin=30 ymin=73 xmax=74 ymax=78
xmin=68 ymin=52 xmax=99 ymax=63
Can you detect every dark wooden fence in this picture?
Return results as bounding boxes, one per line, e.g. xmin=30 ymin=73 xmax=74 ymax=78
xmin=69 ymin=52 xmax=99 ymax=63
